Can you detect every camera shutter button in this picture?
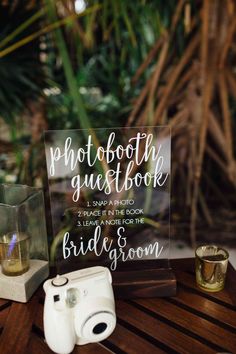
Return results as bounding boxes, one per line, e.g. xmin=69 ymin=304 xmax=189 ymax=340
xmin=52 ymin=275 xmax=68 ymax=287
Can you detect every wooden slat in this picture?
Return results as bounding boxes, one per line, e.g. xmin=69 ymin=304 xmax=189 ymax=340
xmin=0 ymin=297 xmax=38 ymax=354
xmin=175 ymin=269 xmax=236 ymax=306
xmin=106 ymin=322 xmax=166 ymax=354
xmin=172 ymin=258 xmax=236 ymax=306
xmin=0 ymin=299 xmax=11 ymax=308
xmin=116 ymin=301 xmax=215 ymax=354
xmin=73 ymin=343 xmax=114 ymax=354
xmin=33 ymin=303 xmax=44 ymax=331
xmin=113 ymin=267 xmax=176 ymax=298
xmin=135 ymin=298 xmax=236 ymax=353
xmin=0 ymin=304 xmax=11 ymax=328
xmin=171 ymin=286 xmax=236 ymax=329
xmin=27 ymin=333 xmax=52 ymax=354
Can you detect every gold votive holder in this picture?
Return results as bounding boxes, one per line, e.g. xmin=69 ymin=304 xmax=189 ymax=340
xmin=0 ymin=232 xmax=30 ymax=276
xmin=195 ymin=245 xmax=229 ymax=292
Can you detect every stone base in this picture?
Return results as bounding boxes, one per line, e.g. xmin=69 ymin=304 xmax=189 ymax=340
xmin=0 ymin=259 xmax=49 ymax=303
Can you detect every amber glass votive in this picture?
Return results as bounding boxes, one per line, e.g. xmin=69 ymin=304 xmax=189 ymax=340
xmin=195 ymin=245 xmax=229 ymax=292
xmin=0 ymin=232 xmax=30 ymax=276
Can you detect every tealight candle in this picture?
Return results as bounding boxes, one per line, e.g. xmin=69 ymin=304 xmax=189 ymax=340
xmin=0 ymin=232 xmax=30 ymax=276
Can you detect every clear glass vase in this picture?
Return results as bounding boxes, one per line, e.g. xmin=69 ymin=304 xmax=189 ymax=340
xmin=0 ymin=184 xmax=49 ymax=276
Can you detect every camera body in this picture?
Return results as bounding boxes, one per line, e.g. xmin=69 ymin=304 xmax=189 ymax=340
xmin=43 ymin=266 xmax=116 ymax=354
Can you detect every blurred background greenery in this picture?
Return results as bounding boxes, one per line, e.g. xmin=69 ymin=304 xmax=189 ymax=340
xmin=0 ymin=0 xmax=235 ymax=246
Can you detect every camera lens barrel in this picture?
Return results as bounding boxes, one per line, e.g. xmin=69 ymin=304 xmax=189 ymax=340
xmin=79 ymin=310 xmax=116 ymax=343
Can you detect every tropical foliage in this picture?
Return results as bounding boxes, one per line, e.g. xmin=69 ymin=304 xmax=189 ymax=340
xmin=0 ymin=0 xmax=235 ymax=244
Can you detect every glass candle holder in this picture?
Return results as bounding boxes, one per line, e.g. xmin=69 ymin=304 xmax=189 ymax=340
xmin=0 ymin=184 xmax=49 ymax=301
xmin=0 ymin=232 xmax=30 ymax=276
xmin=0 ymin=184 xmax=49 ymax=274
xmin=195 ymin=245 xmax=229 ymax=292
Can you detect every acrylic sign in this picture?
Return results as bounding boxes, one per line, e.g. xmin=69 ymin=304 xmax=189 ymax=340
xmin=45 ymin=127 xmax=170 ymax=273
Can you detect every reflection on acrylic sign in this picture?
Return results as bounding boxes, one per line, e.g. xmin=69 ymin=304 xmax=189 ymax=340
xmin=45 ymin=127 xmax=170 ymax=272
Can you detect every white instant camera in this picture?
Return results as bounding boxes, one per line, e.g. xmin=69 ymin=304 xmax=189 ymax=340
xmin=43 ymin=266 xmax=116 ymax=354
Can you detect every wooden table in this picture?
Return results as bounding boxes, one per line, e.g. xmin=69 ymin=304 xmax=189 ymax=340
xmin=0 ymin=258 xmax=236 ymax=354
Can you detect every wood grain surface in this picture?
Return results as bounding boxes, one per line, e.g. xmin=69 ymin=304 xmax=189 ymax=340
xmin=0 ymin=258 xmax=235 ymax=354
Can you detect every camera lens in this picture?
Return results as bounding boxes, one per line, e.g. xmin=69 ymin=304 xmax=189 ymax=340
xmin=93 ymin=322 xmax=107 ymax=335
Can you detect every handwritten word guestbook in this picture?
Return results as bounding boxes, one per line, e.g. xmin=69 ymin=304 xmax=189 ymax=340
xmin=45 ymin=127 xmax=171 ymax=274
